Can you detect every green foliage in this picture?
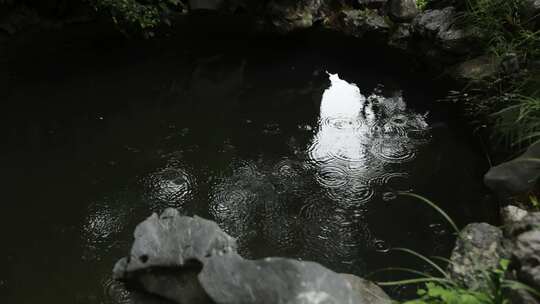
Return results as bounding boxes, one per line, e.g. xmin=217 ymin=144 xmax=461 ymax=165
xmin=405 ymin=283 xmax=495 ymax=304
xmin=400 ymin=259 xmax=519 ymax=304
xmin=91 ymin=0 xmax=186 ymax=33
xmin=492 ymin=93 xmax=540 ymax=147
xmin=450 ymin=0 xmax=540 ymax=149
xmin=464 ymin=0 xmax=540 ymax=61
xmin=416 ymin=0 xmax=428 ymax=11
xmin=372 ymin=195 xmax=540 ymax=303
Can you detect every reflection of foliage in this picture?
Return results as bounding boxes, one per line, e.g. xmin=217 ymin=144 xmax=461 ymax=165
xmin=91 ymin=0 xmax=186 ymax=34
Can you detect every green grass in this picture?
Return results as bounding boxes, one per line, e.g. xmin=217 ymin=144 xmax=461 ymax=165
xmin=449 ymin=0 xmax=540 ymax=150
xmin=373 ymin=194 xmax=540 ymax=303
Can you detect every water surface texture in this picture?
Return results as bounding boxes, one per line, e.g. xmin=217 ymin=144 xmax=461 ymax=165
xmin=1 ymin=27 xmax=492 ymax=303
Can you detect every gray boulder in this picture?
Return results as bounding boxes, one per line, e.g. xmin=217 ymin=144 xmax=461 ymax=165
xmin=412 ymin=7 xmax=455 ymax=38
xmin=265 ymin=0 xmax=326 ymax=33
xmin=341 ymin=274 xmax=392 ymax=304
xmin=412 ymin=7 xmax=482 ymax=55
xmin=339 ymin=9 xmax=391 ymax=38
xmin=388 ymin=23 xmax=412 ymax=50
xmin=200 ymin=254 xmax=362 ymax=304
xmin=357 ymin=0 xmax=388 ymax=8
xmin=501 ymin=205 xmax=529 ymax=227
xmin=514 ymin=230 xmax=540 ymax=289
xmin=425 ymin=0 xmax=468 ymax=10
xmin=484 ymin=141 xmax=540 ymax=198
xmin=448 ymin=223 xmax=508 ymax=291
xmin=506 ymin=212 xmax=540 ymax=239
xmin=505 ymin=212 xmax=540 ymax=303
xmin=113 ymin=208 xmax=237 ymax=278
xmin=189 ymin=0 xmax=225 ymax=10
xmin=500 ymin=52 xmax=520 ymax=75
xmin=114 ymin=208 xmax=390 ymax=304
xmin=450 ymin=55 xmax=499 ymax=86
xmin=388 ymin=0 xmax=419 ymax=23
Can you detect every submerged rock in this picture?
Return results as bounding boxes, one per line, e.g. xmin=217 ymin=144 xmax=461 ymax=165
xmin=114 ymin=208 xmax=390 ymax=304
xmin=448 ymin=223 xmax=508 ymax=291
xmin=484 ymin=141 xmax=540 ymax=198
xmin=388 ymin=0 xmax=419 ymax=23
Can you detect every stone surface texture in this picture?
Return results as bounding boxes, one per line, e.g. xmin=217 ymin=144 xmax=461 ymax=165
xmin=114 ymin=208 xmax=390 ymax=304
xmin=448 ymin=223 xmax=508 ymax=291
xmin=484 ymin=141 xmax=540 ymax=198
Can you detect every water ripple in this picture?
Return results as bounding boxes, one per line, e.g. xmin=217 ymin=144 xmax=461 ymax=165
xmin=370 ymin=138 xmax=417 ymax=163
xmin=315 ymin=164 xmax=350 ymax=189
xmin=142 ymin=166 xmax=196 ymax=210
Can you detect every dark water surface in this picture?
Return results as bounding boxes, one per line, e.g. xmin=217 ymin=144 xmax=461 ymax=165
xmin=1 ymin=20 xmax=494 ymax=303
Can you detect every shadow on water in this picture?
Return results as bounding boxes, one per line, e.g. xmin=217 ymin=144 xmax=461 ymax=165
xmin=1 ymin=17 xmax=497 ymax=303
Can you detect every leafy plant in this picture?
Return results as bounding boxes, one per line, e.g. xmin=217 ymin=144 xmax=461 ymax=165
xmin=90 ymin=0 xmax=186 ymax=34
xmin=454 ymin=0 xmax=540 ymax=149
xmin=374 ymin=194 xmax=540 ymax=303
xmin=416 ymin=0 xmax=428 ymax=11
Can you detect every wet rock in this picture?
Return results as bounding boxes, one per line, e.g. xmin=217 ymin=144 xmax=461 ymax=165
xmin=500 ymin=52 xmax=520 ymax=75
xmin=357 ymin=0 xmax=388 ymax=9
xmin=450 ymin=55 xmax=499 ymax=86
xmin=388 ymin=0 xmax=419 ymax=23
xmin=341 ymin=274 xmax=392 ymax=304
xmin=113 ymin=208 xmax=237 ymax=278
xmin=506 ymin=212 xmax=540 ymax=239
xmin=114 ymin=209 xmax=388 ymax=304
xmin=514 ymin=231 xmax=540 ymax=288
xmin=339 ymin=9 xmax=391 ymax=38
xmin=506 ymin=212 xmax=540 ymax=303
xmin=200 ymin=254 xmax=362 ymax=304
xmin=501 ymin=205 xmax=529 ymax=227
xmin=412 ymin=7 xmax=482 ymax=55
xmin=412 ymin=7 xmax=455 ymax=38
xmin=484 ymin=141 xmax=540 ymax=198
xmin=448 ymin=223 xmax=508 ymax=291
xmin=265 ymin=0 xmax=326 ymax=33
xmin=425 ymin=0 xmax=468 ymax=10
xmin=189 ymin=0 xmax=225 ymax=10
xmin=388 ymin=23 xmax=412 ymax=50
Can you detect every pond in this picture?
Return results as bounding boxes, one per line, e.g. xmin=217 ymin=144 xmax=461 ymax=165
xmin=1 ymin=19 xmax=495 ymax=303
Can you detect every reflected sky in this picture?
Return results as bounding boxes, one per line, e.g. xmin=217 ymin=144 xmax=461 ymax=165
xmin=308 ymin=73 xmax=429 ymax=203
xmin=194 ymin=73 xmax=432 ymax=268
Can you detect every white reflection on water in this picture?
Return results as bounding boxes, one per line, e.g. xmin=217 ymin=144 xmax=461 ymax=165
xmin=307 ymin=73 xmax=429 ymax=203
